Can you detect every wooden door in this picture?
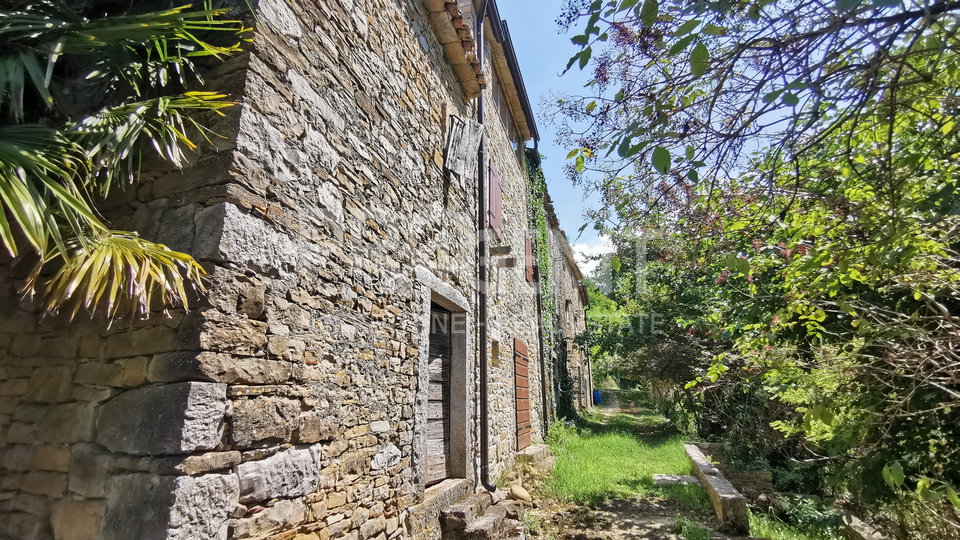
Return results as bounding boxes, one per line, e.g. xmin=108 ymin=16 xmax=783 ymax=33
xmin=426 ymin=304 xmax=452 ymax=485
xmin=514 ymin=338 xmax=532 ymax=450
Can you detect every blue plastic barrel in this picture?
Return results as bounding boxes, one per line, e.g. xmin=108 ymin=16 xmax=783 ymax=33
xmin=593 ymin=390 xmax=602 ymax=405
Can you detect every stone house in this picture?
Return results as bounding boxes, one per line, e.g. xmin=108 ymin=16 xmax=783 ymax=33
xmin=0 ymin=1 xmax=591 ymax=540
xmin=542 ymin=195 xmax=593 ymax=415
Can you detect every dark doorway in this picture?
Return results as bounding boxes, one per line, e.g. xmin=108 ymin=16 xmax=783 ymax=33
xmin=426 ymin=303 xmax=452 ymax=485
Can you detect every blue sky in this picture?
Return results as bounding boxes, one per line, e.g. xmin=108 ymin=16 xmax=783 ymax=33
xmin=496 ymin=1 xmax=610 ymax=273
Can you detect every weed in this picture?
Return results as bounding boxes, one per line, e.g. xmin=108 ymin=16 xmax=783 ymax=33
xmin=673 ymin=515 xmax=711 ymax=540
xmin=657 ymin=482 xmax=711 ymax=511
xmin=521 ymin=509 xmax=543 ymax=536
xmin=749 ymin=510 xmax=844 ymax=540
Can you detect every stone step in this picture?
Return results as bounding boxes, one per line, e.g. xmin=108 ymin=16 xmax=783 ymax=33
xmin=516 ymin=443 xmax=550 ymax=462
xmin=442 ymin=492 xmax=494 ymax=535
xmin=500 ymin=518 xmax=524 ymax=540
xmin=463 ymin=505 xmax=507 ymax=540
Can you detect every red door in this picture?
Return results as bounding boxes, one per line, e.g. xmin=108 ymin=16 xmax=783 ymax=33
xmin=514 ymin=339 xmax=532 ymax=450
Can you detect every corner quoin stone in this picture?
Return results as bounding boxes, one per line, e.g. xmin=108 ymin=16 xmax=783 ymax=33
xmin=100 ymin=472 xmax=239 ymax=540
xmin=96 ymin=382 xmax=228 ymax=455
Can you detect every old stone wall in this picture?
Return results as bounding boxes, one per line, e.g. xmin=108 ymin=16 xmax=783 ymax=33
xmin=480 ymin=68 xmax=544 ymax=482
xmin=545 ymin=221 xmax=592 ymax=414
xmin=0 ymin=0 xmax=559 ymax=539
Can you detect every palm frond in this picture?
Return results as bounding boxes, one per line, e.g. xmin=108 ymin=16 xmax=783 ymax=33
xmin=0 ymin=2 xmax=246 ymax=117
xmin=69 ymin=91 xmax=234 ymax=194
xmin=33 ymin=231 xmax=206 ymax=320
xmin=0 ymin=124 xmax=99 ymax=256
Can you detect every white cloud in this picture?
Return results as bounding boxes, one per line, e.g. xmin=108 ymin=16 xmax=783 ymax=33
xmin=572 ymin=237 xmax=614 ymax=278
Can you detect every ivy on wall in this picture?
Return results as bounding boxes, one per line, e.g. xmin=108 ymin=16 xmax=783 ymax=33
xmin=526 ymin=149 xmax=577 ymax=421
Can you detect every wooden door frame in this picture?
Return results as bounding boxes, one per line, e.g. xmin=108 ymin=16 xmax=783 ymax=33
xmin=413 ymin=267 xmax=473 ymax=494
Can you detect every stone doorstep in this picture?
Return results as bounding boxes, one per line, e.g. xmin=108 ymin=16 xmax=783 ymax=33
xmin=442 ymin=493 xmax=492 ymax=531
xmin=442 ymin=490 xmax=532 ymax=540
xmin=514 ymin=444 xmax=549 ymax=463
xmin=407 ymin=478 xmax=472 ymax=539
xmin=514 ymin=444 xmax=555 ymax=473
xmin=462 ymin=505 xmax=506 ymax=540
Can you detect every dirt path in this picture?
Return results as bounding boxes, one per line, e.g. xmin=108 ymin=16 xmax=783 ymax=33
xmin=525 ymin=392 xmax=739 ymax=540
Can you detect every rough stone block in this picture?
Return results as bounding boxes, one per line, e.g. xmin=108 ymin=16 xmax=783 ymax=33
xmin=155 ymin=205 xmax=197 ymax=254
xmin=2 ymin=444 xmax=34 ymax=471
xmin=69 ymin=444 xmax=115 ymax=497
xmin=230 ymin=498 xmax=307 ymax=539
xmin=327 ymin=491 xmax=347 ymax=509
xmin=122 ymin=356 xmax=149 ymax=386
xmin=51 ymin=500 xmax=103 ymax=540
xmin=0 ymin=378 xmax=29 ymax=395
xmin=231 ymin=396 xmax=300 ymax=448
xmin=24 ymin=366 xmax=75 ymax=403
xmin=96 ymin=382 xmax=227 ymax=455
xmin=149 ymin=451 xmax=241 ymax=476
xmin=76 ymin=362 xmax=123 ymax=387
xmin=371 ymin=444 xmax=401 ymax=471
xmin=31 ymin=446 xmax=70 ymax=472
xmin=103 ymin=326 xmax=179 ymax=359
xmin=0 ymin=395 xmax=19 ymax=415
xmin=685 ymin=443 xmax=749 ymax=535
xmin=101 ymin=472 xmax=239 ymax=540
xmin=237 ymin=445 xmax=322 ymax=503
xmin=38 ymin=402 xmax=96 ymax=443
xmin=2 ymin=511 xmax=51 ymax=540
xmin=12 ymin=492 xmax=51 ymax=515
xmin=147 ymin=351 xmax=210 ymax=383
xmin=196 ymin=203 xmax=301 ymax=277
xmin=199 ymin=310 xmax=269 ymax=356
xmin=297 ymin=411 xmax=338 ymax=443
xmin=13 ymin=402 xmax=48 ymax=422
xmin=21 ymin=470 xmax=67 ymax=497
xmin=259 ymin=0 xmax=303 ymax=38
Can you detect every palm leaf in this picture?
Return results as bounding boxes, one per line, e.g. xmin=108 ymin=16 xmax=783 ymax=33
xmin=68 ymin=91 xmax=234 ymax=194
xmin=0 ymin=124 xmax=94 ymax=255
xmin=0 ymin=2 xmax=246 ymax=117
xmin=36 ymin=231 xmax=206 ymax=320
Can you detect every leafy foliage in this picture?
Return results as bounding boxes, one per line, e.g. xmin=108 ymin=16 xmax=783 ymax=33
xmin=558 ymin=0 xmax=960 ymax=536
xmin=0 ymin=1 xmax=245 ymax=317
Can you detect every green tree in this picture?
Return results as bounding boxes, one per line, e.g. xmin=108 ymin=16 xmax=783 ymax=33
xmin=0 ymin=1 xmax=245 ymax=318
xmin=558 ymin=0 xmax=960 ymax=534
xmin=556 ymin=0 xmax=960 ymax=230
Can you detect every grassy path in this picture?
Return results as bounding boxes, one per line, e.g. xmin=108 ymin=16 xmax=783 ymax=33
xmin=526 ymin=389 xmax=842 ymax=540
xmin=546 ymin=391 xmax=701 ymax=507
xmin=525 ymin=389 xmax=715 ymax=540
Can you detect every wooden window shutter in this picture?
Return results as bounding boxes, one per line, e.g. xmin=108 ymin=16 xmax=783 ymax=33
xmin=525 ymin=232 xmax=534 ymax=283
xmin=489 ymin=162 xmax=503 ymax=241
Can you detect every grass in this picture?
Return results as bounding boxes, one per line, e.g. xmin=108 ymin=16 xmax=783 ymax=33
xmin=545 ymin=388 xmax=840 ymax=540
xmin=545 ymin=394 xmax=707 ymax=509
xmin=674 ymin=515 xmax=712 ymax=540
xmin=749 ymin=511 xmax=844 ymax=540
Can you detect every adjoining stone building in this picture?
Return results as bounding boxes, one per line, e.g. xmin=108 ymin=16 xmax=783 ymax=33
xmin=542 ymin=194 xmax=594 ymax=415
xmin=0 ymin=1 xmax=591 ymax=540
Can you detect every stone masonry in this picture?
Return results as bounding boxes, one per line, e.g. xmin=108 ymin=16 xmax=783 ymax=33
xmin=0 ymin=1 xmax=591 ymax=539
